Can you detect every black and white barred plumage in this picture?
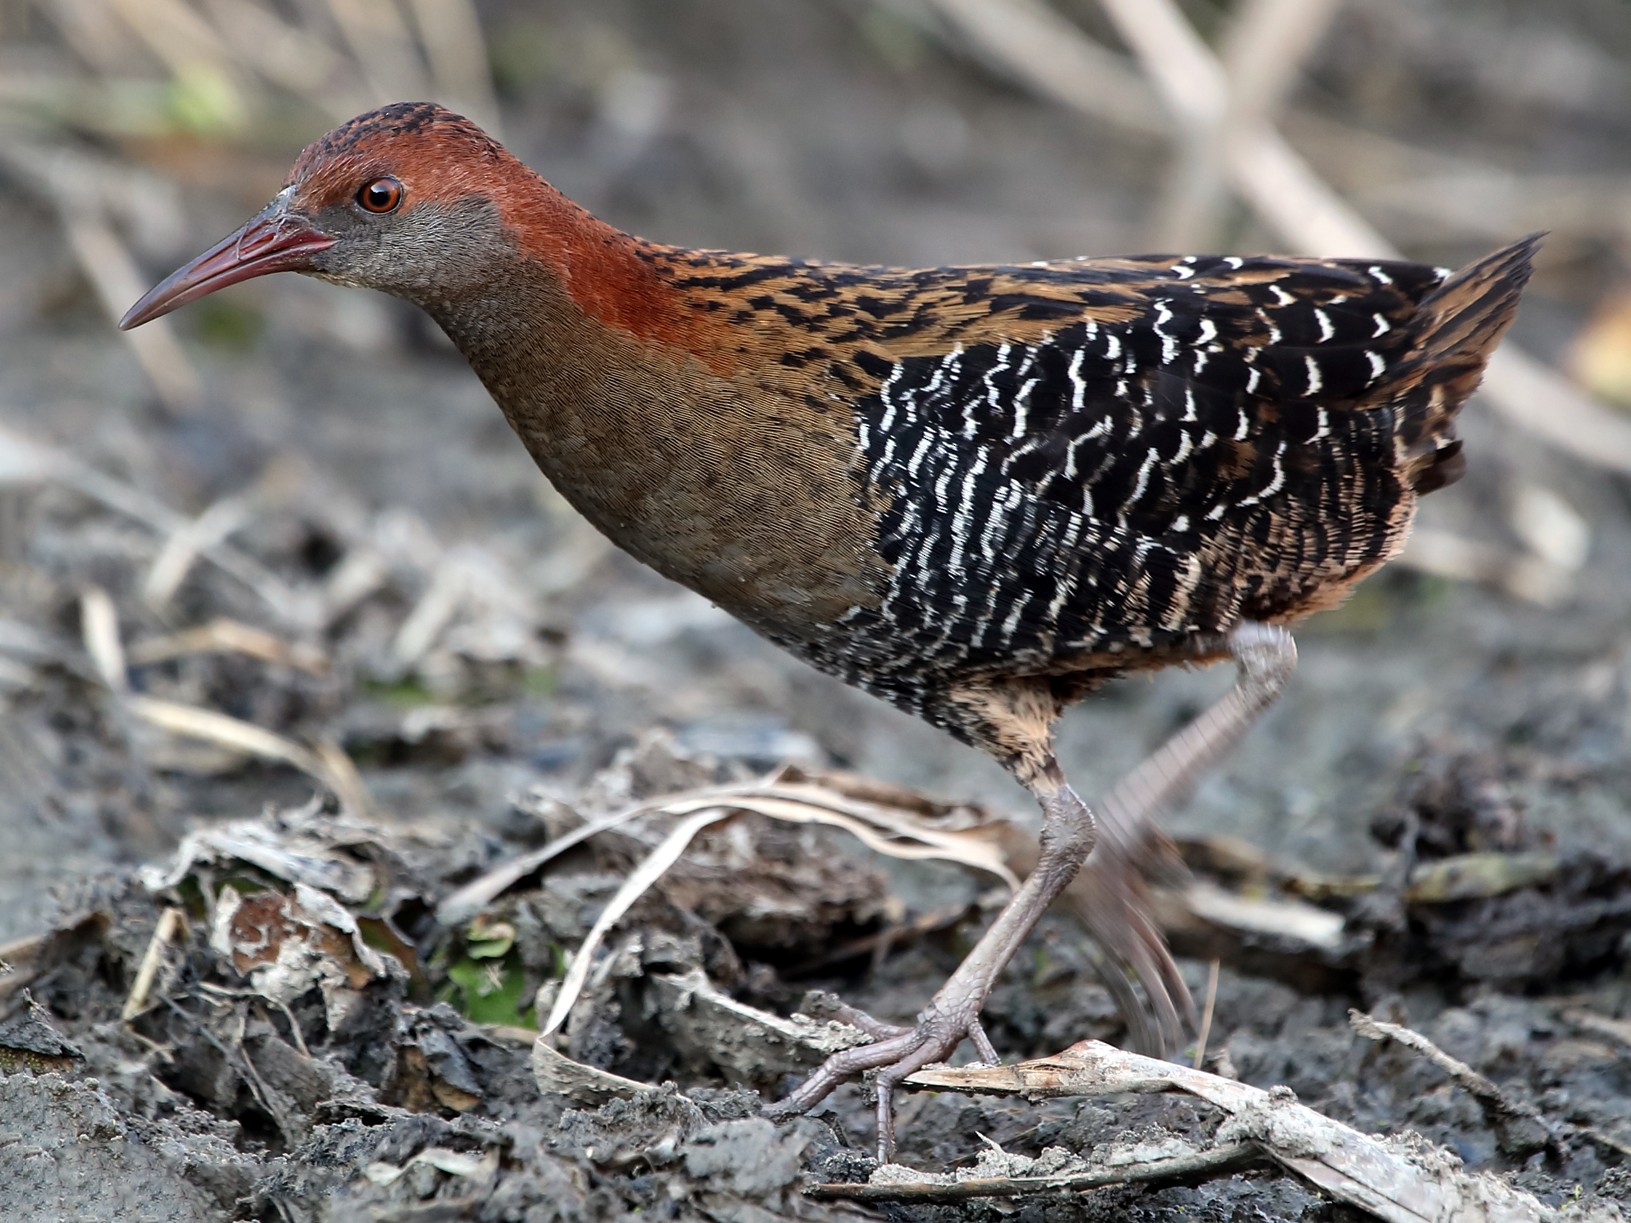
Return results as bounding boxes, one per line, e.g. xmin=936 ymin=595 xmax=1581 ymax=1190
xmin=752 ymin=241 xmax=1538 ymax=748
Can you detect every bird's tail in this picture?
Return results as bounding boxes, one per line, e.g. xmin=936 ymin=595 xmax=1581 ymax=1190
xmin=1395 ymin=234 xmax=1541 ymax=494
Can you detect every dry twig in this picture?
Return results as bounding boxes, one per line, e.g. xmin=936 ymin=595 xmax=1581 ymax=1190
xmin=125 ymin=618 xmax=328 ymax=674
xmin=808 ymin=1140 xmax=1262 ymax=1202
xmin=437 ymin=774 xmax=1016 ymax=928
xmin=523 ymin=776 xmax=1017 ymax=1037
xmin=892 ymin=1041 xmax=1593 ymax=1220
xmin=1349 ymin=1009 xmax=1550 ymax=1136
xmin=121 ymin=906 xmax=188 ymax=1021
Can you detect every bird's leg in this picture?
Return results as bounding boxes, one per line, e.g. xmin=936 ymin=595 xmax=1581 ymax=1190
xmin=769 ymin=621 xmax=1297 ymax=1161
xmin=767 ymin=775 xmax=1097 ymax=1158
xmin=1097 ymin=621 xmax=1297 ymax=856
xmin=1070 ymin=620 xmax=1298 ymax=1051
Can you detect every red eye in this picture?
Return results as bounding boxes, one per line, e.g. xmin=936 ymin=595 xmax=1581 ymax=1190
xmin=357 ymin=177 xmax=403 ymax=213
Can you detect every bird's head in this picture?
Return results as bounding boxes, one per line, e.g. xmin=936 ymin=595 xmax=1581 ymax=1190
xmin=120 ymin=102 xmax=606 ymax=330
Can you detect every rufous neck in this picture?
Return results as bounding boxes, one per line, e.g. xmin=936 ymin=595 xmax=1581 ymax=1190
xmin=480 ymin=169 xmax=723 ymax=366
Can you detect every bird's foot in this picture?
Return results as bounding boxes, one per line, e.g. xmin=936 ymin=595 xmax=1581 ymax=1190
xmin=767 ymin=996 xmax=999 ymax=1161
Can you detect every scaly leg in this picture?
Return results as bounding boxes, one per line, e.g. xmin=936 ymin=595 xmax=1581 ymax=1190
xmin=1069 ymin=621 xmax=1297 ymax=1053
xmin=803 ymin=996 xmax=1002 ymax=1063
xmin=767 ymin=778 xmax=1096 ymax=1157
xmin=769 ymin=621 xmax=1297 ymax=1161
xmin=1097 ymin=622 xmax=1297 ymax=859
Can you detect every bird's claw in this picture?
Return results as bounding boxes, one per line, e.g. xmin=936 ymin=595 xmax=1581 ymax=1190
xmin=769 ymin=1000 xmax=997 ymax=1161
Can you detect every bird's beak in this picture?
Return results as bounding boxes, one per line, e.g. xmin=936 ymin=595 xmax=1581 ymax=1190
xmin=119 ymin=200 xmax=336 ymax=330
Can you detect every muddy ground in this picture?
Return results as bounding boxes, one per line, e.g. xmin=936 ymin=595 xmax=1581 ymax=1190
xmin=1 ymin=1 xmax=1629 ymax=1219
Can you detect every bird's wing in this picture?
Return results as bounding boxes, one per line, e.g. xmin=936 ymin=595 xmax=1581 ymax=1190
xmin=844 ymin=254 xmax=1454 ymax=664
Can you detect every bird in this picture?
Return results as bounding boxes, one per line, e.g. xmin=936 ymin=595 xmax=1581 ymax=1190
xmin=120 ymin=101 xmax=1536 ymax=1161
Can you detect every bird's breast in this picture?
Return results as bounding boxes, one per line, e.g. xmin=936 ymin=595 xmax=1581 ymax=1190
xmin=434 ymin=275 xmax=887 ymax=641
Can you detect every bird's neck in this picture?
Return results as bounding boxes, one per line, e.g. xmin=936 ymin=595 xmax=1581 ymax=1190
xmin=470 ymin=173 xmax=737 ymax=372
xmin=421 ymin=231 xmax=716 ymax=529
xmin=416 ymin=174 xmax=732 ymax=506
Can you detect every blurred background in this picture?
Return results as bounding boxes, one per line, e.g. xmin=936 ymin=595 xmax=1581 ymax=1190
xmin=1 ymin=0 xmax=1629 ymax=949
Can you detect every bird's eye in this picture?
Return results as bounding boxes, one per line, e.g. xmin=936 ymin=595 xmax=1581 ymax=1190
xmin=356 ymin=177 xmax=403 ymax=214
